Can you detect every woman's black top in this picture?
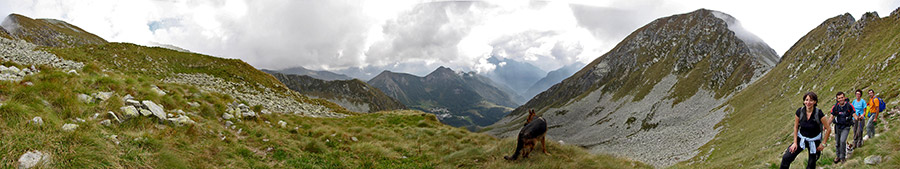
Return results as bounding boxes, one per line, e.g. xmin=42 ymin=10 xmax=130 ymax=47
xmin=795 ymin=107 xmax=825 ymax=138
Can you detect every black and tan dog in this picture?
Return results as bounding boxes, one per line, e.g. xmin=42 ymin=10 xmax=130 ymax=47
xmin=504 ymin=109 xmax=548 ymax=160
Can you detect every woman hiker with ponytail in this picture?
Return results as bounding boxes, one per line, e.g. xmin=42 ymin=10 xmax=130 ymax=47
xmin=851 ymin=89 xmax=866 ymax=148
xmin=781 ymin=92 xmax=832 ymax=169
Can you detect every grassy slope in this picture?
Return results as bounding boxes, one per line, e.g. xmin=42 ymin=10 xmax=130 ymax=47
xmin=45 ymin=42 xmax=350 ymax=114
xmin=676 ymin=12 xmax=900 ymax=168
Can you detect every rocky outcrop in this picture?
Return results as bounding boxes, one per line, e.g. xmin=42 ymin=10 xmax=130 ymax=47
xmin=0 ymin=65 xmax=38 ymax=82
xmin=163 ymin=73 xmax=345 ymax=118
xmin=0 ymin=37 xmax=84 ymax=71
xmin=227 ymin=102 xmax=258 ymax=119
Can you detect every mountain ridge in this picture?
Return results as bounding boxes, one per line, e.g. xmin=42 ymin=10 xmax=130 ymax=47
xmin=263 ymin=69 xmax=406 ymax=113
xmin=276 ymin=66 xmax=354 ymax=81
xmin=1 ymin=14 xmax=107 ymax=47
xmin=485 ymin=8 xmax=780 ymax=167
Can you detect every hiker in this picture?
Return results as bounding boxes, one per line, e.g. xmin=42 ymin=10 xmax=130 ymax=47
xmin=829 ymin=92 xmax=855 ymax=163
xmin=781 ymin=92 xmax=831 ymax=169
xmin=851 ymin=89 xmax=867 ymax=147
xmin=865 ymin=89 xmax=882 ymax=139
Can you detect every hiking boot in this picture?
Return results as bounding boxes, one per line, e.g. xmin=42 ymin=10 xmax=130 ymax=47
xmin=834 ymin=157 xmax=841 ymax=163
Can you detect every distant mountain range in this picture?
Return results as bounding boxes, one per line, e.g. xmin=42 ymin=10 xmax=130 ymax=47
xmin=367 ymin=66 xmax=519 ymax=130
xmin=522 ymin=62 xmax=585 ymax=100
xmin=263 ymin=69 xmax=406 ymax=113
xmin=484 ymin=56 xmax=546 ymax=100
xmin=276 ymin=66 xmax=354 ymax=81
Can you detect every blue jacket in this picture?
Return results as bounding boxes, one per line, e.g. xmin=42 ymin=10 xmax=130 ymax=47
xmin=852 ymin=98 xmax=866 ymax=117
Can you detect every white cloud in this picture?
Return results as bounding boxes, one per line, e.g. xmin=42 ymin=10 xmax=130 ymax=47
xmin=1 ymin=0 xmax=898 ymax=78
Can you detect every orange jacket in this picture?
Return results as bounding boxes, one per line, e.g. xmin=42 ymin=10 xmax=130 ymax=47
xmin=866 ymin=97 xmax=881 ymax=117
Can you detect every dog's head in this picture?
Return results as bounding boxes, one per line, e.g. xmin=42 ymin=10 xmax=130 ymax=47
xmin=526 ymin=109 xmax=536 ymax=124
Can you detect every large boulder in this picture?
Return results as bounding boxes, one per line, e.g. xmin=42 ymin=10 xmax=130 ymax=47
xmin=228 ymin=102 xmax=258 ymax=119
xmin=222 ymin=113 xmax=234 ymax=120
xmin=99 ymin=119 xmax=112 ymax=126
xmin=17 ymin=150 xmax=50 ymax=169
xmin=187 ymin=102 xmax=201 ymax=107
xmin=167 ymin=115 xmax=195 ymax=126
xmin=92 ymin=92 xmax=113 ymax=101
xmin=150 ymin=85 xmax=167 ymax=96
xmin=31 ymin=117 xmax=42 ymax=126
xmin=142 ymin=100 xmax=166 ymax=120
xmin=77 ymin=93 xmax=92 ymax=103
xmin=120 ymin=106 xmax=139 ymax=119
xmin=139 ymin=109 xmax=152 ymax=117
xmin=865 ymin=155 xmax=882 ymax=165
xmin=61 ymin=123 xmax=77 ymax=131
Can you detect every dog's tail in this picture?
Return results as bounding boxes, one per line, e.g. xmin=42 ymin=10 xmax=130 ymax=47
xmin=504 ymin=133 xmax=526 ymax=160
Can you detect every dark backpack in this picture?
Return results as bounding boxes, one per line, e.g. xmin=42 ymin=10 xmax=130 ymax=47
xmin=797 ymin=107 xmax=823 ymax=131
xmin=832 ymin=103 xmax=854 ymax=125
xmin=878 ymin=97 xmax=886 ymax=113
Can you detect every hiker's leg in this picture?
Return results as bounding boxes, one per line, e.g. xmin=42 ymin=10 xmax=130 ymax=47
xmin=780 ymin=144 xmax=802 ymax=169
xmin=867 ymin=116 xmax=876 ymax=138
xmin=805 ymin=140 xmax=822 ymax=169
xmin=855 ymin=119 xmax=866 ymax=146
xmin=837 ymin=127 xmax=850 ymax=160
xmin=806 ymin=147 xmax=820 ymax=169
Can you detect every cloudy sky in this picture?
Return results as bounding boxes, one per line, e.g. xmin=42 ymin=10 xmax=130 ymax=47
xmin=1 ymin=0 xmax=898 ymax=78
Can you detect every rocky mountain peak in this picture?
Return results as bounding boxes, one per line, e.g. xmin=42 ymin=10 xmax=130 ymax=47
xmin=892 ymin=7 xmax=900 ymax=18
xmin=854 ymin=11 xmax=880 ymax=30
xmin=1 ymin=14 xmax=107 ymax=47
xmin=425 ymin=66 xmax=461 ymax=81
